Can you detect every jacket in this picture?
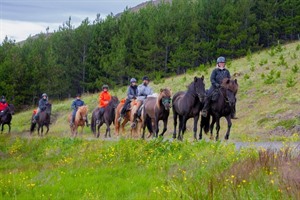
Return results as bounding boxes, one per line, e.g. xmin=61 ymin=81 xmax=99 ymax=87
xmin=127 ymin=85 xmax=138 ymax=100
xmin=210 ymin=67 xmax=231 ymax=88
xmin=137 ymin=83 xmax=153 ymax=101
xmin=71 ymin=99 xmax=85 ymax=110
xmin=38 ymin=98 xmax=48 ymax=111
xmin=99 ymin=91 xmax=111 ymax=108
xmin=0 ymin=102 xmax=8 ymax=111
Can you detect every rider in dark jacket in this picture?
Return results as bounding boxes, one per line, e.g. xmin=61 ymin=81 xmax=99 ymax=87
xmin=201 ymin=57 xmax=231 ymax=117
xmin=118 ymin=78 xmax=138 ymax=122
xmin=70 ymin=94 xmax=89 ymax=127
xmin=33 ymin=93 xmax=49 ymax=123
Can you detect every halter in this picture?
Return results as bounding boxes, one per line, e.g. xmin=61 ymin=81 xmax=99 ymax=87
xmin=162 ymin=97 xmax=171 ymax=107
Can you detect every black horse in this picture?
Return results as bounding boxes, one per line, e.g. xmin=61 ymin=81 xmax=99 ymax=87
xmin=30 ymin=103 xmax=52 ymax=136
xmin=200 ymin=78 xmax=238 ymax=140
xmin=0 ymin=104 xmax=15 ymax=133
xmin=172 ymin=76 xmax=206 ymax=140
xmin=91 ymin=96 xmax=119 ymax=138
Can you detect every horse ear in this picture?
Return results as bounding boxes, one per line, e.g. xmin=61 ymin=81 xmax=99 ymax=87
xmin=201 ymin=75 xmax=204 ymax=80
xmin=234 ymin=79 xmax=238 ymax=84
xmin=194 ymin=76 xmax=198 ymax=82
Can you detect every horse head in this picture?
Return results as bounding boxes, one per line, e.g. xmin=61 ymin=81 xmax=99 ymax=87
xmin=190 ymin=76 xmax=205 ymax=103
xmin=45 ymin=103 xmax=52 ymax=115
xmin=110 ymin=96 xmax=120 ymax=109
xmin=76 ymin=105 xmax=88 ymax=121
xmin=159 ymin=88 xmax=172 ymax=110
xmin=221 ymin=78 xmax=238 ymax=95
xmin=8 ymin=104 xmax=15 ymax=115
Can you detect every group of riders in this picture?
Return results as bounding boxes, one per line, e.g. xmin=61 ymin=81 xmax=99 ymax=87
xmin=30 ymin=56 xmax=237 ymax=127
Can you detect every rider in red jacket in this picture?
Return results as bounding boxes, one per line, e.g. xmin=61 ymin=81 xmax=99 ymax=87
xmin=0 ymin=96 xmax=9 ymax=117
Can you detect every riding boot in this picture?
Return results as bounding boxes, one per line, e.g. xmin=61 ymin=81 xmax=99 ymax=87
xmin=97 ymin=108 xmax=104 ymax=124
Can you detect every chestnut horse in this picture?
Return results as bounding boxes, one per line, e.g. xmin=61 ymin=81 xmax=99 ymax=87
xmin=200 ymin=78 xmax=238 ymax=140
xmin=68 ymin=105 xmax=88 ymax=137
xmin=114 ymin=99 xmax=138 ymax=137
xmin=30 ymin=103 xmax=51 ymax=136
xmin=141 ymin=88 xmax=172 ymax=138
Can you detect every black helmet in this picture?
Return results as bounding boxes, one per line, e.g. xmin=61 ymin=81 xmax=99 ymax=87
xmin=42 ymin=93 xmax=47 ymax=97
xmin=142 ymin=76 xmax=149 ymax=81
xmin=217 ymin=56 xmax=226 ymax=63
xmin=1 ymin=96 xmax=5 ymax=103
xmin=102 ymin=84 xmax=109 ymax=89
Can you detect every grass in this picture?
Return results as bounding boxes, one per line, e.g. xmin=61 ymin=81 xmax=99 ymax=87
xmin=1 ymin=136 xmax=300 ymax=199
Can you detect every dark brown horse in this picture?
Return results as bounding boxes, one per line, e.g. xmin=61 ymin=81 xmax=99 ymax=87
xmin=30 ymin=103 xmax=52 ymax=136
xmin=91 ymin=96 xmax=119 ymax=138
xmin=141 ymin=88 xmax=172 ymax=138
xmin=200 ymin=78 xmax=238 ymax=140
xmin=0 ymin=104 xmax=15 ymax=133
xmin=172 ymin=76 xmax=206 ymax=140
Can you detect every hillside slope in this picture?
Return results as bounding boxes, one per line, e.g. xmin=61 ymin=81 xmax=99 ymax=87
xmin=10 ymin=41 xmax=300 ymax=141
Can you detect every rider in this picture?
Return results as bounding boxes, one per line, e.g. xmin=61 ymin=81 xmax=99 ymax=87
xmin=0 ymin=96 xmax=9 ymax=117
xmin=70 ymin=93 xmax=89 ymax=127
xmin=97 ymin=84 xmax=112 ymax=124
xmin=131 ymin=76 xmax=153 ymax=128
xmin=201 ymin=56 xmax=234 ymax=118
xmin=118 ymin=78 xmax=138 ymax=122
xmin=33 ymin=93 xmax=49 ymax=123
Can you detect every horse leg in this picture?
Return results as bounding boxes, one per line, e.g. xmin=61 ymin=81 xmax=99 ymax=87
xmin=46 ymin=125 xmax=49 ymax=134
xmin=8 ymin=123 xmax=11 ymax=133
xmin=193 ymin=114 xmax=199 ymax=141
xmin=224 ymin=115 xmax=232 ymax=140
xmin=159 ymin=119 xmax=168 ymax=137
xmin=173 ymin=112 xmax=178 ymax=139
xmin=210 ymin=117 xmax=216 ymax=140
xmin=97 ymin=124 xmax=101 ymax=138
xmin=1 ymin=124 xmax=4 ymax=133
xmin=215 ymin=118 xmax=221 ymax=141
xmin=178 ymin=115 xmax=184 ymax=141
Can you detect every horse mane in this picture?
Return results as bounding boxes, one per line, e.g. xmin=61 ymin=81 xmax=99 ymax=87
xmin=156 ymin=88 xmax=172 ymax=108
xmin=75 ymin=105 xmax=88 ymax=122
xmin=221 ymin=78 xmax=238 ymax=94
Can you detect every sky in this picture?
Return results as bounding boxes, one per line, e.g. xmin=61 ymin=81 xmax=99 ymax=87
xmin=0 ymin=0 xmax=147 ymax=42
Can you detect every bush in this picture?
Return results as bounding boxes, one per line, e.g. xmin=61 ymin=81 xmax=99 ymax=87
xmin=250 ymin=66 xmax=255 ymax=72
xmin=286 ymin=75 xmax=297 ymax=88
xmin=291 ymin=64 xmax=299 ymax=73
xmin=296 ymin=44 xmax=300 ymax=51
xmin=277 ymin=55 xmax=287 ymax=67
xmin=259 ymin=59 xmax=268 ymax=66
xmin=244 ymin=74 xmax=250 ymax=80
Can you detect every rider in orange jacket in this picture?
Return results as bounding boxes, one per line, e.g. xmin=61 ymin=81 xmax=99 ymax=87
xmin=97 ymin=85 xmax=111 ymax=124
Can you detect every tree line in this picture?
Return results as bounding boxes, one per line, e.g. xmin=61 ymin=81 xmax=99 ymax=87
xmin=0 ymin=0 xmax=299 ymax=108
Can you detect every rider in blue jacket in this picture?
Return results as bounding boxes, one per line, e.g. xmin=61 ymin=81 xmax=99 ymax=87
xmin=70 ymin=94 xmax=89 ymax=127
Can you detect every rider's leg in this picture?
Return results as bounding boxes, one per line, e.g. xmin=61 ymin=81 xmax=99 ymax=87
xmin=96 ymin=107 xmax=105 ymax=124
xmin=32 ymin=108 xmax=40 ymax=123
xmin=118 ymin=99 xmax=131 ymax=122
xmin=70 ymin=109 xmax=76 ymax=126
xmin=131 ymin=100 xmax=142 ymax=128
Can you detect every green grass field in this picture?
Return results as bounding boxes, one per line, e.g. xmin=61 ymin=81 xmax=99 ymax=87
xmin=1 ymin=41 xmax=300 ymax=199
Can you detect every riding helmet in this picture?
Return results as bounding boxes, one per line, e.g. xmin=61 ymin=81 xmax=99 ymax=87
xmin=217 ymin=56 xmax=226 ymax=63
xmin=102 ymin=84 xmax=109 ymax=90
xmin=130 ymin=78 xmax=137 ymax=83
xmin=142 ymin=76 xmax=150 ymax=81
xmin=42 ymin=93 xmax=47 ymax=97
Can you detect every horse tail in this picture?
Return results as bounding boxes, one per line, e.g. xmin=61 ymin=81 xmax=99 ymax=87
xmin=145 ymin=116 xmax=153 ymax=135
xmin=201 ymin=115 xmax=210 ymax=134
xmin=91 ymin=113 xmax=96 ymax=133
xmin=30 ymin=122 xmax=36 ymax=133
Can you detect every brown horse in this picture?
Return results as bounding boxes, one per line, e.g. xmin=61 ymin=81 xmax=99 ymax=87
xmin=91 ymin=96 xmax=119 ymax=138
xmin=172 ymin=76 xmax=206 ymax=140
xmin=0 ymin=104 xmax=15 ymax=133
xmin=114 ymin=99 xmax=138 ymax=137
xmin=30 ymin=103 xmax=52 ymax=136
xmin=141 ymin=88 xmax=172 ymax=138
xmin=200 ymin=78 xmax=238 ymax=140
xmin=68 ymin=105 xmax=88 ymax=137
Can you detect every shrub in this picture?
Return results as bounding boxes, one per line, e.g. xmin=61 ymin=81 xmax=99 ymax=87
xmin=259 ymin=59 xmax=268 ymax=66
xmin=291 ymin=52 xmax=297 ymax=59
xmin=274 ymin=119 xmax=297 ymax=129
xmin=246 ymin=49 xmax=252 ymax=61
xmin=291 ymin=64 xmax=299 ymax=73
xmin=244 ymin=74 xmax=250 ymax=80
xmin=296 ymin=44 xmax=300 ymax=51
xmin=268 ymin=46 xmax=275 ymax=56
xmin=277 ymin=55 xmax=287 ymax=67
xmin=286 ymin=75 xmax=297 ymax=88
xmin=250 ymin=66 xmax=255 ymax=72
xmin=275 ymin=71 xmax=281 ymax=78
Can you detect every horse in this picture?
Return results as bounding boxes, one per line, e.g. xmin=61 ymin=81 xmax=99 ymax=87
xmin=141 ymin=88 xmax=172 ymax=138
xmin=0 ymin=104 xmax=15 ymax=133
xmin=91 ymin=96 xmax=119 ymax=138
xmin=30 ymin=103 xmax=52 ymax=136
xmin=68 ymin=105 xmax=88 ymax=137
xmin=172 ymin=76 xmax=206 ymax=140
xmin=114 ymin=99 xmax=138 ymax=137
xmin=199 ymin=78 xmax=238 ymax=141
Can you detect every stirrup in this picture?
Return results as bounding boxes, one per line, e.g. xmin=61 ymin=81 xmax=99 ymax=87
xmin=131 ymin=121 xmax=137 ymax=128
xmin=118 ymin=116 xmax=123 ymax=123
xmin=201 ymin=110 xmax=208 ymax=117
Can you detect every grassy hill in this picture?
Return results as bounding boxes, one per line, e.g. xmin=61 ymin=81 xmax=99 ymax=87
xmin=1 ymin=41 xmax=300 ymax=199
xmin=10 ymin=41 xmax=300 ymax=141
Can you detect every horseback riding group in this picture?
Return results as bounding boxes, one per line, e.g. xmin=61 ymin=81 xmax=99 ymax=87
xmin=28 ymin=56 xmax=238 ymax=140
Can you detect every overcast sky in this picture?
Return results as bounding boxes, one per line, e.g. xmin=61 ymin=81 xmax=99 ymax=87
xmin=0 ymin=0 xmax=146 ymax=43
